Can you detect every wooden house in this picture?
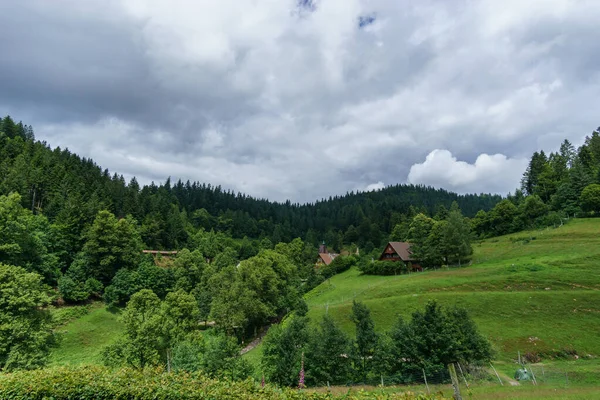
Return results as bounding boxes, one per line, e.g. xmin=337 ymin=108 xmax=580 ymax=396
xmin=378 ymin=242 xmax=422 ymax=271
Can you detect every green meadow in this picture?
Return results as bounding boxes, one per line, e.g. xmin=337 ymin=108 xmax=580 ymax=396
xmin=49 ymin=303 xmax=123 ymax=366
xmin=303 ymin=219 xmax=600 ymax=362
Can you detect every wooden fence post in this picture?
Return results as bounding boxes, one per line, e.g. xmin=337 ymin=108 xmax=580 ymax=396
xmin=448 ymin=363 xmax=462 ymax=400
xmin=490 ymin=362 xmax=503 ymax=386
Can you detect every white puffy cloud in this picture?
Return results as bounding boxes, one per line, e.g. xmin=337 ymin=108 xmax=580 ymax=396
xmin=408 ymin=150 xmax=528 ymax=194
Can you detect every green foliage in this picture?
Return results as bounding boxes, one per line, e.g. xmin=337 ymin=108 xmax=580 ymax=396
xmin=350 ymin=301 xmax=378 ymax=382
xmin=0 ymin=193 xmax=60 ymax=284
xmin=580 ymin=183 xmax=600 ymax=213
xmin=0 ymin=263 xmax=56 ymax=371
xmin=58 ymin=275 xmax=91 ymax=302
xmin=408 ymin=213 xmax=435 ymax=263
xmin=77 ymin=210 xmax=143 ymax=285
xmin=440 ymin=209 xmax=473 ymax=265
xmin=202 ymin=331 xmax=253 ymax=380
xmin=261 ymin=315 xmax=309 ymax=387
xmin=320 ymin=255 xmax=358 ymax=279
xmin=379 ymin=301 xmax=492 ymax=380
xmin=304 ymin=314 xmax=352 ymax=386
xmin=210 ymin=250 xmax=300 ymax=337
xmin=0 ymin=365 xmax=446 ymax=399
xmin=358 ymin=258 xmax=407 ymax=275
xmin=102 ymin=289 xmax=162 ymax=369
xmin=160 ymin=290 xmax=201 ymax=370
xmin=171 ymin=337 xmax=204 ymax=372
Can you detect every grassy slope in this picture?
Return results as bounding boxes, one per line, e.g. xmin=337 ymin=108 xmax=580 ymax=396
xmin=49 ymin=303 xmax=123 ymax=366
xmin=243 ymin=218 xmax=600 ymax=398
xmin=303 ymin=219 xmax=600 ymax=362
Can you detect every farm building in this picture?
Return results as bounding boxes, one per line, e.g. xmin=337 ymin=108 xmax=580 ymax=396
xmin=315 ymin=242 xmax=339 ymax=268
xmin=378 ymin=241 xmax=422 ymax=271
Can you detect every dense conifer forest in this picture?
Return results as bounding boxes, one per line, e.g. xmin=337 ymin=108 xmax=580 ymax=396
xmin=0 ymin=115 xmax=501 ymax=254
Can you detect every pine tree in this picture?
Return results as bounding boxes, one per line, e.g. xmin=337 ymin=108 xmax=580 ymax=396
xmin=350 ymin=301 xmax=378 ymax=382
xmin=304 ymin=314 xmax=352 ymax=386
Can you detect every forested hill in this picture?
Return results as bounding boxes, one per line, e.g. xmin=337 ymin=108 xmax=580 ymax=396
xmin=0 ymin=115 xmax=500 ymax=251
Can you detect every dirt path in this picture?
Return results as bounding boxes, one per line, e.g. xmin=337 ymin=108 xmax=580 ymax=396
xmin=240 ymin=326 xmax=271 ymax=355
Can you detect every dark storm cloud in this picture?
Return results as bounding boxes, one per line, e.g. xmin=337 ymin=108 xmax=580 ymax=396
xmin=1 ymin=0 xmax=599 ymax=202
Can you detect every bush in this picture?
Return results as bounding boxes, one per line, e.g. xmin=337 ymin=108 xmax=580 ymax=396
xmin=320 ymin=255 xmax=358 ymax=279
xmin=0 ymin=366 xmax=448 ymax=399
xmin=358 ymin=259 xmax=407 ymax=276
xmin=58 ymin=275 xmax=90 ymax=302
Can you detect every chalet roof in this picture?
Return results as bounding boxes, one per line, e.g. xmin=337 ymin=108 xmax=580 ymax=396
xmin=387 ymin=242 xmax=416 ymax=261
xmin=318 ymin=253 xmax=336 ymax=265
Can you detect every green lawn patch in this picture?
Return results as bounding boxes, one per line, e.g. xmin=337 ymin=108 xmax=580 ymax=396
xmin=49 ymin=302 xmax=123 ymax=366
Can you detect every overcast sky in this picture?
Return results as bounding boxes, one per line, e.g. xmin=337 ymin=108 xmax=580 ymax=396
xmin=1 ymin=0 xmax=599 ymax=203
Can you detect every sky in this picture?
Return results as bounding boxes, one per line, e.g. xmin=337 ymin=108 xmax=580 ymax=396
xmin=1 ymin=0 xmax=599 ymax=203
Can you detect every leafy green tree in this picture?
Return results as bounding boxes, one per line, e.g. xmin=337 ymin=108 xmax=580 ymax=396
xmin=202 ymin=331 xmax=253 ymax=380
xmin=517 ymin=195 xmax=548 ymax=228
xmin=171 ymin=336 xmax=204 ymax=373
xmin=172 ymin=249 xmax=206 ymax=291
xmin=408 ymin=213 xmax=435 ymax=264
xmin=350 ymin=301 xmax=379 ymax=382
xmin=78 ymin=210 xmax=142 ymax=285
xmin=389 ymin=221 xmax=410 ymax=242
xmin=261 ymin=314 xmax=310 ymax=387
xmin=0 ymin=264 xmax=56 ymax=371
xmin=0 ymin=193 xmax=60 ymax=284
xmin=442 ymin=209 xmax=473 ymax=266
xmin=102 ymin=289 xmax=162 ymax=369
xmin=212 ymin=246 xmax=238 ymax=271
xmin=425 ymin=220 xmax=447 ymax=265
xmin=385 ymin=301 xmax=493 ymax=378
xmin=160 ymin=290 xmax=200 ymax=372
xmin=580 ymin=184 xmax=600 ymax=213
xmin=470 ymin=210 xmax=489 ymax=238
xmin=58 ymin=275 xmax=91 ymax=302
xmin=304 ymin=314 xmax=352 ymax=386
xmin=488 ymin=199 xmax=518 ymax=236
xmin=103 ymin=268 xmax=142 ymax=307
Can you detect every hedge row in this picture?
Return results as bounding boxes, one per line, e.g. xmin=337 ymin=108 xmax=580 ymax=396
xmin=0 ymin=366 xmax=447 ymax=400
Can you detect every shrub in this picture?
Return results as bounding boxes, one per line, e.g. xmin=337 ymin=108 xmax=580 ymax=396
xmin=58 ymin=275 xmax=90 ymax=302
xmin=0 ymin=366 xmax=449 ymax=399
xmin=358 ymin=259 xmax=407 ymax=276
xmin=320 ymin=255 xmax=358 ymax=279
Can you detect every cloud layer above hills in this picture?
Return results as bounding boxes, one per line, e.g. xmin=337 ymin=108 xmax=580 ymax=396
xmin=1 ymin=0 xmax=599 ymax=202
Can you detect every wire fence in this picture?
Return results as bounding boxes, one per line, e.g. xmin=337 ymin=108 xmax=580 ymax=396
xmin=327 ymin=361 xmax=581 ymax=394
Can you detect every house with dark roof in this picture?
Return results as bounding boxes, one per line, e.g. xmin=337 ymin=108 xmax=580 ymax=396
xmin=378 ymin=241 xmax=422 ymax=271
xmin=315 ymin=242 xmax=339 ymax=268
